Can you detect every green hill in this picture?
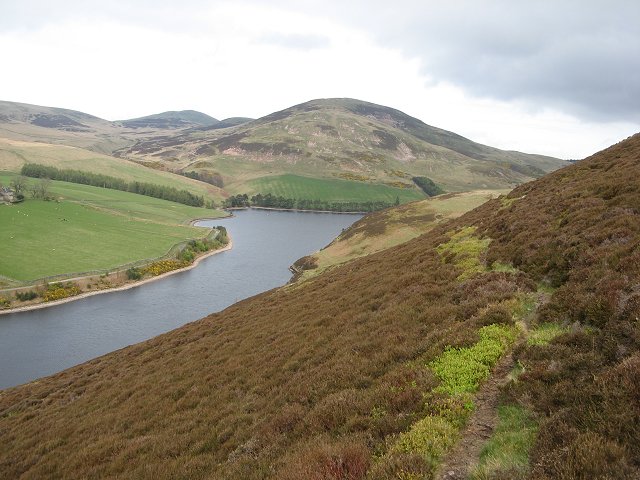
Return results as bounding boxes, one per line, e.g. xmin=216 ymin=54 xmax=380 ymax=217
xmin=1 ymin=133 xmax=637 ymax=478
xmin=119 ymin=110 xmax=220 ymax=129
xmin=0 ymin=138 xmax=223 ymax=200
xmin=0 ymin=99 xmax=566 ymax=208
xmin=118 ymin=98 xmax=566 ymax=197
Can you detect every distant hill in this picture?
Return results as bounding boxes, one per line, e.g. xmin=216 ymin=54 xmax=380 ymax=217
xmin=119 ymin=110 xmax=219 ymax=129
xmin=1 ymin=132 xmax=637 ymax=478
xmin=0 ymin=98 xmax=567 ymax=206
xmin=203 ymin=117 xmax=254 ymax=130
xmin=0 ymin=100 xmax=128 ymax=153
xmin=118 ymin=98 xmax=567 ymax=195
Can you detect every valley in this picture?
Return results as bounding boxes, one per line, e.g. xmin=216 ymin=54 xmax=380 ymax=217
xmin=1 ymin=125 xmax=638 ymax=478
xmin=0 ymin=95 xmax=636 ymax=480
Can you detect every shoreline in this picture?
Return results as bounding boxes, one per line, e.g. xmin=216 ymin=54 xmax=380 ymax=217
xmin=0 ymin=239 xmax=233 ymax=316
xmin=188 ymin=212 xmax=233 ymax=226
xmin=234 ymin=206 xmax=367 ymax=215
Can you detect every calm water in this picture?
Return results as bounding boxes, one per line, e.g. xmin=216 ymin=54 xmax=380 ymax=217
xmin=0 ymin=210 xmax=361 ymax=389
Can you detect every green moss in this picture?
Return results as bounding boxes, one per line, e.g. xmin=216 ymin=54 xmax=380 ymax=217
xmin=436 ymin=226 xmax=491 ymax=279
xmin=527 ymin=322 xmax=567 ymax=346
xmin=470 ymin=405 xmax=537 ymax=480
xmin=393 ymin=415 xmax=459 ymax=467
xmin=499 ymin=196 xmax=518 ymax=209
xmin=509 ymin=294 xmax=537 ymax=322
xmin=429 ymin=324 xmax=517 ymax=396
xmin=491 ymin=261 xmax=518 ymax=273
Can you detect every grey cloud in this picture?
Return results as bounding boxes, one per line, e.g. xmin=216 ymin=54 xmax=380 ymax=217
xmin=4 ymin=0 xmax=638 ymax=122
xmin=275 ymin=0 xmax=640 ymax=122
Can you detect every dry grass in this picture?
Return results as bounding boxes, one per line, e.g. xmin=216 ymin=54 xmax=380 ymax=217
xmin=0 ymin=134 xmax=639 ymax=479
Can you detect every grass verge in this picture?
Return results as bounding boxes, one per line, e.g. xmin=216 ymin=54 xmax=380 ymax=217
xmin=470 ymin=405 xmax=537 ymax=480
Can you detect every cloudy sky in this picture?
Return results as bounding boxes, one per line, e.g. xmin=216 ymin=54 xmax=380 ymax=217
xmin=1 ymin=0 xmax=639 ymax=158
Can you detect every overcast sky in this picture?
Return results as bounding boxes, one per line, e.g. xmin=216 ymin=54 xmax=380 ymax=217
xmin=1 ymin=0 xmax=639 ymax=159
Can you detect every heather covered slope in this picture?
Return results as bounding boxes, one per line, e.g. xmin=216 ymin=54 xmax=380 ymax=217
xmin=0 ymin=135 xmax=638 ymax=479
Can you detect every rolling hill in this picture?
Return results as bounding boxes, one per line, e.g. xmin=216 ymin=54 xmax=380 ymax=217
xmin=0 ymin=137 xmax=223 ymax=200
xmin=116 ymin=98 xmax=566 ymax=196
xmin=0 ymin=99 xmax=566 ymax=207
xmin=1 ymin=134 xmax=637 ymax=479
xmin=119 ymin=110 xmax=220 ymax=129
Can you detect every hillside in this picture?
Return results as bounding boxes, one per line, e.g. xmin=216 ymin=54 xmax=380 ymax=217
xmin=291 ymin=189 xmax=506 ymax=282
xmin=0 ymin=99 xmax=566 ymax=207
xmin=1 ymin=134 xmax=637 ymax=478
xmin=0 ymin=100 xmax=135 ymax=154
xmin=116 ymin=98 xmax=566 ymax=196
xmin=119 ymin=110 xmax=220 ymax=129
xmin=0 ymin=137 xmax=223 ymax=200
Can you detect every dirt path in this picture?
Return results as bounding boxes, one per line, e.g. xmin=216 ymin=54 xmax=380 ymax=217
xmin=435 ymin=351 xmax=516 ymax=480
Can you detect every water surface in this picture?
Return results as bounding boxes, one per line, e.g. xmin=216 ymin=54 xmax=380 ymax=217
xmin=0 ymin=210 xmax=361 ymax=389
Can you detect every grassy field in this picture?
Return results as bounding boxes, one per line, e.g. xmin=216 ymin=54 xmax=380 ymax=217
xmin=244 ymin=174 xmax=424 ymax=203
xmin=0 ymin=138 xmax=221 ymax=200
xmin=0 ymin=200 xmax=208 ymax=281
xmin=0 ymin=174 xmax=225 ymax=282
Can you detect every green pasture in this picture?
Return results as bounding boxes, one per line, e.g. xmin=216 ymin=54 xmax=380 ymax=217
xmin=0 ymin=174 xmax=225 ymax=224
xmin=245 ymin=174 xmax=424 ymax=203
xmin=0 ymin=200 xmax=208 ymax=281
xmin=0 ymin=174 xmax=225 ymax=282
xmin=0 ymin=139 xmax=217 ymax=199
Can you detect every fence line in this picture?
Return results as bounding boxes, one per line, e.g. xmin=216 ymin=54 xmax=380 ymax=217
xmin=1 ymin=228 xmax=222 ymax=292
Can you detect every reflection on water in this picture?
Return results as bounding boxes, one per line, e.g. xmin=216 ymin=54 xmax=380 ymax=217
xmin=0 ymin=210 xmax=362 ymax=389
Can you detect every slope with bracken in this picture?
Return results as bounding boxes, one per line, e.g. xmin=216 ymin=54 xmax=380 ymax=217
xmin=0 ymin=135 xmax=637 ymax=479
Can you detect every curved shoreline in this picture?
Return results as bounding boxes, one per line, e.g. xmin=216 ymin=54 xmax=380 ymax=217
xmin=0 ymin=239 xmax=233 ymax=316
xmin=233 ymin=206 xmax=367 ymax=214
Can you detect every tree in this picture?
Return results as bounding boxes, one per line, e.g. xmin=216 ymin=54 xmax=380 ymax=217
xmin=30 ymin=178 xmax=52 ymax=199
xmin=10 ymin=175 xmax=28 ymax=195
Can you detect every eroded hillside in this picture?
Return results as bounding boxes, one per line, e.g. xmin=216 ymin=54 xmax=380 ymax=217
xmin=0 ymin=134 xmax=638 ymax=479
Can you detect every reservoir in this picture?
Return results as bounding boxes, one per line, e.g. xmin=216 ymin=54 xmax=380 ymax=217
xmin=0 ymin=209 xmax=362 ymax=389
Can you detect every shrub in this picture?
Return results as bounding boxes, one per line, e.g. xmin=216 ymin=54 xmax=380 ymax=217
xmin=42 ymin=283 xmax=81 ymax=302
xmin=278 ymin=438 xmax=370 ymax=480
xmin=126 ymin=267 xmax=143 ymax=281
xmin=436 ymin=226 xmax=491 ymax=280
xmin=392 ymin=416 xmax=458 ymax=468
xmin=15 ymin=290 xmax=38 ymax=301
xmin=180 ymin=248 xmax=195 ymax=263
xmin=429 ymin=324 xmax=517 ymax=395
xmin=0 ymin=297 xmax=11 ymax=309
xmin=142 ymin=259 xmax=187 ymax=276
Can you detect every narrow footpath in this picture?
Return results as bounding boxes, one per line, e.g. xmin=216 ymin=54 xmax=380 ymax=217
xmin=435 ymin=351 xmax=516 ymax=479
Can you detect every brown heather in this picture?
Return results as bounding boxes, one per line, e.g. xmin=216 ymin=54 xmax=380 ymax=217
xmin=1 ymin=134 xmax=639 ymax=479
